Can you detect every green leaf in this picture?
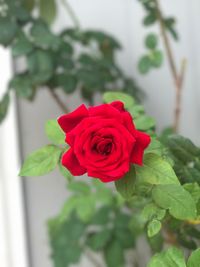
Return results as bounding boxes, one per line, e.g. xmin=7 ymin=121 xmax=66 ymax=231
xmin=12 ymin=33 xmax=33 ymax=57
xmin=20 ymin=145 xmax=61 ymax=176
xmin=183 ymin=183 xmax=200 ymax=203
xmin=30 ymin=21 xmax=60 ymax=49
xmin=59 ymin=196 xmax=77 ymax=222
xmin=142 ymin=203 xmax=166 ymax=221
xmin=115 ymin=166 xmax=136 ymax=199
xmin=39 ymin=0 xmax=57 ymax=25
xmin=103 ymin=91 xmax=135 ymax=109
xmin=0 ymin=18 xmax=18 ymax=46
xmin=152 ymin=184 xmax=197 ymax=220
xmin=134 ymin=115 xmax=155 ymax=130
xmin=143 ymin=13 xmax=157 ymax=26
xmin=48 ymin=215 xmax=85 ymax=267
xmin=136 ymin=154 xmax=180 ymax=185
xmin=138 ymin=55 xmax=151 ymax=74
xmin=58 ymin=162 xmax=73 ymax=182
xmin=150 ymin=50 xmax=163 ymax=68
xmin=187 ymin=248 xmax=200 ymax=267
xmin=53 ymin=74 xmax=77 ymax=93
xmin=148 ymin=247 xmax=186 ymax=267
xmin=0 ymin=93 xmax=10 ymax=123
xmin=45 ymin=119 xmax=65 ymax=145
xmin=91 ymin=206 xmax=111 ymax=225
xmin=87 ymin=230 xmax=111 ymax=251
xmin=68 ymin=181 xmax=90 ymax=195
xmin=104 ymin=241 xmax=124 ymax=267
xmin=145 ymin=139 xmax=164 ymax=156
xmin=145 ymin=33 xmax=158 ymax=49
xmin=115 ymin=228 xmax=135 ymax=248
xmin=22 ymin=0 xmax=35 ymax=12
xmin=76 ymin=196 xmax=95 ymax=222
xmin=9 ymin=74 xmax=34 ymax=99
xmin=27 ymin=50 xmax=53 ymax=84
xmin=147 ymin=219 xmax=162 ymax=237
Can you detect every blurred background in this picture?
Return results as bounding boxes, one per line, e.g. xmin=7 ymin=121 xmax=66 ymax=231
xmin=0 ymin=0 xmax=200 ymax=267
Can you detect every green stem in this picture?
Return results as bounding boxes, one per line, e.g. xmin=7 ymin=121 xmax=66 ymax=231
xmin=61 ymin=0 xmax=81 ymax=29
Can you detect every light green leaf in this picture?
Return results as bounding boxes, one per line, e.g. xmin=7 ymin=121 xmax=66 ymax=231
xmin=58 ymin=162 xmax=73 ymax=182
xmin=20 ymin=145 xmax=61 ymax=176
xmin=136 ymin=154 xmax=180 ymax=185
xmin=147 ymin=219 xmax=161 ymax=237
xmin=152 ymin=184 xmax=197 ymax=220
xmin=68 ymin=181 xmax=90 ymax=195
xmin=103 ymin=92 xmax=135 ymax=109
xmin=148 ymin=247 xmax=186 ymax=267
xmin=187 ymin=248 xmax=200 ymax=267
xmin=39 ymin=0 xmax=57 ymax=25
xmin=183 ymin=183 xmax=200 ymax=203
xmin=145 ymin=139 xmax=164 ymax=156
xmin=115 ymin=166 xmax=136 ymax=199
xmin=45 ymin=119 xmax=65 ymax=145
xmin=142 ymin=203 xmax=166 ymax=221
xmin=150 ymin=50 xmax=163 ymax=68
xmin=134 ymin=115 xmax=155 ymax=130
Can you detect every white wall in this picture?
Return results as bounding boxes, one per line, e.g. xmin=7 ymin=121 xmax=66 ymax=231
xmin=12 ymin=0 xmax=200 ymax=267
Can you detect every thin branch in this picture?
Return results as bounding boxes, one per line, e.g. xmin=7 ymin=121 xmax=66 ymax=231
xmin=48 ymin=89 xmax=68 ymax=113
xmin=154 ymin=0 xmax=187 ymax=132
xmin=61 ymin=0 xmax=81 ymax=29
xmin=85 ymin=249 xmax=103 ymax=267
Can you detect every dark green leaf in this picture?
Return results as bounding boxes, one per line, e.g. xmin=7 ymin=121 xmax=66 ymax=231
xmin=115 ymin=166 xmax=136 ymax=199
xmin=87 ymin=230 xmax=111 ymax=251
xmin=0 ymin=93 xmax=9 ymax=123
xmin=150 ymin=50 xmax=163 ymax=68
xmin=0 ymin=18 xmax=18 ymax=46
xmin=9 ymin=74 xmax=34 ymax=99
xmin=104 ymin=241 xmax=124 ymax=267
xmin=138 ymin=55 xmax=151 ymax=74
xmin=145 ymin=33 xmax=158 ymax=49
xmin=12 ymin=33 xmax=33 ymax=57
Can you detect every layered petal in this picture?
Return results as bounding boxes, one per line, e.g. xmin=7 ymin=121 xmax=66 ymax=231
xmin=58 ymin=104 xmax=88 ymax=133
xmin=61 ymin=148 xmax=86 ymax=175
xmin=131 ymin=131 xmax=151 ymax=165
xmin=110 ymin=101 xmax=125 ymax=112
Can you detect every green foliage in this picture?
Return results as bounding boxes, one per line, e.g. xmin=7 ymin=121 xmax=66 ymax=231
xmin=148 ymin=247 xmax=186 ymax=267
xmin=0 ymin=1 xmax=142 ymax=123
xmin=45 ymin=119 xmax=65 ymax=145
xmin=48 ymin=215 xmax=86 ymax=267
xmin=187 ymin=248 xmax=200 ymax=267
xmin=0 ymin=92 xmax=10 ymax=123
xmin=147 ymin=219 xmax=162 ymax=237
xmin=152 ymin=184 xmax=197 ymax=220
xmin=115 ymin=166 xmax=136 ymax=199
xmin=19 ymin=145 xmax=61 ymax=176
xmin=135 ymin=153 xmax=179 ymax=185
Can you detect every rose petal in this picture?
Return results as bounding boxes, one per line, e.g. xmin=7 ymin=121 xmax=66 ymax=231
xmin=88 ymin=104 xmax=122 ymax=122
xmin=131 ymin=131 xmax=151 ymax=165
xmin=62 ymin=148 xmax=86 ymax=176
xmin=110 ymin=101 xmax=125 ymax=112
xmin=58 ymin=104 xmax=88 ymax=133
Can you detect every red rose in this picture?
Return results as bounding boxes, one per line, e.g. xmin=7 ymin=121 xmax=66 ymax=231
xmin=58 ymin=101 xmax=150 ymax=182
